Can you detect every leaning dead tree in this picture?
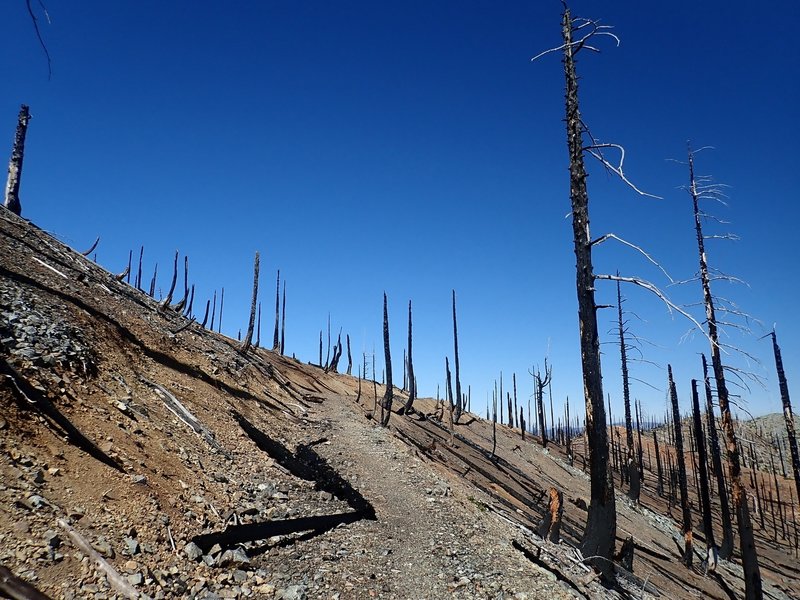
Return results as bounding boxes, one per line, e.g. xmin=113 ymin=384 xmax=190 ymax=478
xmin=380 ymin=293 xmax=393 ymax=427
xmin=687 ymin=147 xmax=761 ymax=598
xmin=769 ymin=330 xmax=800 ymax=506
xmin=240 ymin=251 xmax=260 ymax=353
xmin=3 ymin=105 xmax=31 ymax=216
xmin=400 ymin=300 xmax=417 ymax=415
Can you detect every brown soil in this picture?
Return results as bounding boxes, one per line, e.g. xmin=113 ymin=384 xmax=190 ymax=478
xmin=1 ymin=209 xmax=797 ymax=599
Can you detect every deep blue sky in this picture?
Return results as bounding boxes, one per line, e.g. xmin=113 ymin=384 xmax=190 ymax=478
xmin=2 ymin=1 xmax=798 ymax=423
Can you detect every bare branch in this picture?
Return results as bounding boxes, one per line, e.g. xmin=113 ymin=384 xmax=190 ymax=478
xmin=585 ymin=144 xmax=662 ymax=198
xmin=591 ymin=233 xmax=673 ymax=283
xmin=25 ymin=0 xmax=52 ymax=79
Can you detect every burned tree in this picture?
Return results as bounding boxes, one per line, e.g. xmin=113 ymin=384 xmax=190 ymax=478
xmin=770 ymin=330 xmax=800 ymax=506
xmin=400 ymin=300 xmax=417 ymax=415
xmin=452 ymin=290 xmax=463 ymax=424
xmin=668 ymin=366 xmax=692 ymax=566
xmin=380 ymin=293 xmax=393 ymax=427
xmin=692 ymin=379 xmax=717 ymax=569
xmin=280 ymin=281 xmax=286 ymax=355
xmin=533 ymin=361 xmax=552 ymax=448
xmin=273 ymin=270 xmax=281 ymax=351
xmin=687 ymin=148 xmax=761 ymax=597
xmin=616 ymin=279 xmax=641 ymax=502
xmin=240 ymin=251 xmax=260 ymax=353
xmin=3 ymin=105 xmax=31 ymax=216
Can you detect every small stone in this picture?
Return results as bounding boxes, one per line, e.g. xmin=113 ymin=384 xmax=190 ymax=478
xmin=279 ymin=584 xmax=307 ymax=600
xmin=44 ymin=530 xmax=61 ymax=549
xmin=232 ymin=570 xmax=247 ymax=584
xmin=131 ymin=475 xmax=147 ymax=485
xmin=127 ymin=573 xmax=143 ymax=586
xmin=219 ymin=547 xmax=249 ymax=566
xmin=47 ymin=467 xmax=60 ymax=476
xmin=183 ymin=542 xmax=202 ymax=561
xmin=27 ymin=494 xmax=46 ymax=509
xmin=92 ymin=537 xmax=114 ymax=558
xmin=124 ymin=560 xmax=139 ymax=573
xmin=13 ymin=521 xmax=30 ymax=534
xmin=124 ymin=536 xmax=140 ymax=556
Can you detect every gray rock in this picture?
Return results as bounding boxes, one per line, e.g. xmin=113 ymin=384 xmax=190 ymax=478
xmin=127 ymin=573 xmax=144 ymax=586
xmin=183 ymin=541 xmax=203 ymax=561
xmin=124 ymin=536 xmax=140 ymax=556
xmin=278 ymin=584 xmax=307 ymax=600
xmin=44 ymin=530 xmax=61 ymax=549
xmin=131 ymin=474 xmax=147 ymax=485
xmin=219 ymin=547 xmax=250 ymax=567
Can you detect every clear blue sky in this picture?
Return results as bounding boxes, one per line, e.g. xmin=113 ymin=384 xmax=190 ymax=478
xmin=2 ymin=1 xmax=798 ymax=424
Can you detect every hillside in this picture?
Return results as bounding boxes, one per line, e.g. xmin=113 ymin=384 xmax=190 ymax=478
xmin=1 ymin=208 xmax=798 ymax=599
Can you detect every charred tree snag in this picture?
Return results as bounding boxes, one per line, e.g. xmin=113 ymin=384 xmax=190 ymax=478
xmin=555 ymin=7 xmax=616 ymax=574
xmin=160 ymin=251 xmax=179 ymax=308
xmin=255 ymin=302 xmax=261 ymax=348
xmin=346 ymin=334 xmax=353 ymax=376
xmin=218 ymin=288 xmax=224 ymax=333
xmin=400 ymin=300 xmax=416 ymax=415
xmin=149 ymin=263 xmax=158 ymax=298
xmin=135 ymin=246 xmax=144 ymax=290
xmin=81 ymin=236 xmax=100 ymax=257
xmin=617 ymin=280 xmax=640 ymax=502
xmin=653 ymin=430 xmax=663 ymax=497
xmin=770 ymin=331 xmax=800 ymax=506
xmin=240 ymin=252 xmax=260 ymax=353
xmin=280 ymin=281 xmax=286 ymax=355
xmin=210 ymin=290 xmax=217 ymax=332
xmin=201 ymin=300 xmax=211 ymax=329
xmin=171 ymin=256 xmax=189 ymax=313
xmin=273 ymin=270 xmax=281 ymax=350
xmin=3 ymin=105 xmax=31 ymax=216
xmin=452 ymin=290 xmax=463 ymax=424
xmin=668 ymin=366 xmax=692 ymax=566
xmin=534 ymin=361 xmax=552 ymax=448
xmin=380 ymin=293 xmax=393 ymax=427
xmin=688 ymin=149 xmax=760 ymax=597
xmin=692 ymin=379 xmax=717 ymax=570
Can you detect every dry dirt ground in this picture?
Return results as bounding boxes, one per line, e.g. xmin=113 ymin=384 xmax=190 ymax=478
xmin=1 ymin=208 xmax=798 ymax=600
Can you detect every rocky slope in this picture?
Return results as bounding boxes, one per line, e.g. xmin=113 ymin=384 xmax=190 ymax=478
xmin=1 ymin=208 xmax=798 ymax=599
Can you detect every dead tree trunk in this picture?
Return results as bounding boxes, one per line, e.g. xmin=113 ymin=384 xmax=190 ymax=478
xmin=218 ymin=288 xmax=224 ymax=333
xmin=617 ymin=280 xmax=640 ymax=502
xmin=653 ymin=430 xmax=663 ymax=497
xmin=210 ymin=290 xmax=217 ymax=331
xmin=770 ymin=331 xmax=800 ymax=506
xmin=689 ymin=149 xmax=760 ymax=597
xmin=401 ymin=300 xmax=416 ymax=414
xmin=380 ymin=293 xmax=393 ymax=427
xmin=280 ymin=281 xmax=286 ymax=355
xmin=703 ymin=354 xmax=734 ymax=558
xmin=240 ymin=252 xmax=260 ymax=353
xmin=560 ymin=8 xmax=616 ymax=573
xmin=273 ymin=270 xmax=281 ymax=350
xmin=149 ymin=263 xmax=158 ymax=298
xmin=346 ymin=334 xmax=353 ymax=376
xmin=255 ymin=302 xmax=261 ymax=347
xmin=160 ymin=251 xmax=179 ymax=308
xmin=534 ymin=362 xmax=552 ymax=448
xmin=668 ymin=366 xmax=692 ymax=566
xmin=692 ymin=379 xmax=717 ymax=570
xmin=3 ymin=105 xmax=31 ymax=216
xmin=452 ymin=290 xmax=463 ymax=424
xmin=135 ymin=246 xmax=144 ymax=290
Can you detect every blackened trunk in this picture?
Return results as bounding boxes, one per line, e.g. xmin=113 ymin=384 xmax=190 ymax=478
xmin=273 ymin=270 xmax=281 ymax=350
xmin=380 ymin=293 xmax=393 ymax=427
xmin=561 ymin=8 xmax=615 ymax=572
xmin=401 ymin=300 xmax=416 ymax=414
xmin=771 ymin=331 xmax=800 ymax=506
xmin=240 ymin=252 xmax=260 ymax=353
xmin=346 ymin=334 xmax=353 ymax=376
xmin=280 ymin=281 xmax=286 ymax=354
xmin=452 ymin=290 xmax=462 ymax=424
xmin=692 ymin=379 xmax=717 ymax=566
xmin=3 ymin=105 xmax=30 ymax=216
xmin=668 ymin=366 xmax=692 ymax=566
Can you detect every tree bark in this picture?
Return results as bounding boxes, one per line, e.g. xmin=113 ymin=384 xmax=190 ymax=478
xmin=560 ymin=8 xmax=615 ymax=575
xmin=668 ymin=366 xmax=692 ymax=566
xmin=240 ymin=251 xmax=260 ymax=353
xmin=380 ymin=293 xmax=393 ymax=427
xmin=3 ymin=105 xmax=30 ymax=216
xmin=617 ymin=279 xmax=641 ymax=502
xmin=689 ymin=148 xmax=760 ymax=598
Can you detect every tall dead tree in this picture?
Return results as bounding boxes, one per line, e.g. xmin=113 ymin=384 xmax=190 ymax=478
xmin=617 ymin=280 xmax=641 ymax=502
xmin=452 ymin=290 xmax=463 ymax=424
xmin=273 ymin=270 xmax=281 ymax=350
xmin=380 ymin=293 xmax=393 ymax=427
xmin=240 ymin=252 xmax=260 ymax=353
xmin=688 ymin=149 xmax=761 ymax=597
xmin=280 ymin=281 xmax=286 ymax=354
xmin=533 ymin=7 xmax=617 ymax=573
xmin=3 ymin=105 xmax=31 ymax=216
xmin=400 ymin=300 xmax=416 ymax=415
xmin=770 ymin=331 xmax=800 ymax=506
xmin=346 ymin=334 xmax=353 ymax=376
